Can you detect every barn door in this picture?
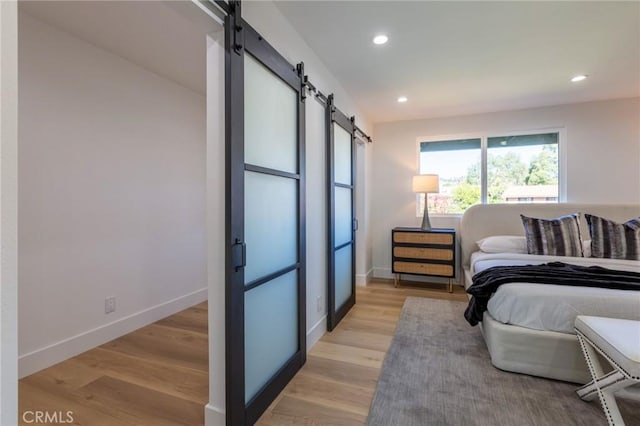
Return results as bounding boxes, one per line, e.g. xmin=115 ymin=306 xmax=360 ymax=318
xmin=326 ymin=95 xmax=356 ymax=331
xmin=225 ymin=10 xmax=306 ymax=425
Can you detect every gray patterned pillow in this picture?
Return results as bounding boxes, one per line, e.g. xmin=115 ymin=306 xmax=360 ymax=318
xmin=520 ymin=213 xmax=584 ymax=257
xmin=585 ymin=214 xmax=640 ymax=260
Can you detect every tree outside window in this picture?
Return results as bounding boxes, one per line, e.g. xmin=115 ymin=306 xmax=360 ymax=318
xmin=419 ymin=132 xmax=559 ymax=215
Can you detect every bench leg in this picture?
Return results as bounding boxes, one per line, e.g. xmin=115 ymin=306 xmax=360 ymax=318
xmin=576 ymin=333 xmax=628 ymax=426
xmin=577 ymin=370 xmax=633 ymax=401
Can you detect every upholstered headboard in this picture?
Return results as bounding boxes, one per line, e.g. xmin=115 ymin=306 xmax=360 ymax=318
xmin=459 ymin=203 xmax=640 ymax=268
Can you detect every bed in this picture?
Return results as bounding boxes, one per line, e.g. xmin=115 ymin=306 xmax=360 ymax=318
xmin=460 ymin=203 xmax=640 ymax=384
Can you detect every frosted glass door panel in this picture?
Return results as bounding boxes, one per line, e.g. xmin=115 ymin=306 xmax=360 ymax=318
xmin=244 ymin=171 xmax=297 ymax=284
xmin=333 ymin=124 xmax=352 ymax=185
xmin=244 ymin=53 xmax=297 ymax=173
xmin=334 ymin=245 xmax=352 ymax=310
xmin=334 ymin=187 xmax=352 ymax=247
xmin=244 ymin=271 xmax=298 ymax=402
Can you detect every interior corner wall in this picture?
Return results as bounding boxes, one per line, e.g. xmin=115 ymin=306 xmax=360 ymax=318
xmin=205 ymin=30 xmax=226 ymax=426
xmin=18 ymin=12 xmax=207 ymax=376
xmin=242 ymin=1 xmax=373 ymax=348
xmin=1 ymin=1 xmax=19 ymax=424
xmin=371 ymin=97 xmax=640 ymax=279
xmin=304 ymin=93 xmax=329 ymax=341
xmin=364 ymin=140 xmax=374 ymax=277
xmin=355 ymin=142 xmax=372 ymax=286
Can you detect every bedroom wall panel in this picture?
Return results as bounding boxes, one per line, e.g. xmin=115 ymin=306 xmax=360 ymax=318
xmin=304 ymin=93 xmax=328 ymax=343
xmin=355 ymin=135 xmax=373 ymax=286
xmin=371 ymin=97 xmax=640 ymax=281
xmin=205 ymin=31 xmax=226 ymax=426
xmin=18 ymin=12 xmax=207 ymax=376
xmin=0 ymin=1 xmax=19 ymax=423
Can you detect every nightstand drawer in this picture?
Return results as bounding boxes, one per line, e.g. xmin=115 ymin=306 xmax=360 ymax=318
xmin=393 ymin=261 xmax=454 ymax=277
xmin=393 ymin=231 xmax=453 ymax=245
xmin=393 ymin=246 xmax=453 ymax=261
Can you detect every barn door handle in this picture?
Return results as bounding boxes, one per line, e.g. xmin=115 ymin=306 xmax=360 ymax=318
xmin=231 ymin=240 xmax=246 ymax=271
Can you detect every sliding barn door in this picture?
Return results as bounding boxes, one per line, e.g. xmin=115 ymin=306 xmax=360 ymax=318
xmin=326 ymin=95 xmax=356 ymax=331
xmin=225 ymin=12 xmax=306 ymax=425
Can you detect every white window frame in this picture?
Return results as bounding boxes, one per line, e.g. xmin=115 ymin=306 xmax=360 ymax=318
xmin=415 ymin=127 xmax=566 ymax=217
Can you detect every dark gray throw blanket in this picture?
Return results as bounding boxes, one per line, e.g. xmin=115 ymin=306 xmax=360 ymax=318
xmin=464 ymin=262 xmax=640 ymax=326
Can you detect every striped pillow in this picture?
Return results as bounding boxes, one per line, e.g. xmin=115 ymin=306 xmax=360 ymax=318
xmin=585 ymin=214 xmax=640 ymax=260
xmin=520 ymin=213 xmax=584 ymax=257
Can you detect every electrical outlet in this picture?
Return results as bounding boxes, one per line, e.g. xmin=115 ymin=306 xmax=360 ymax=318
xmin=316 ymin=296 xmax=322 ymax=313
xmin=105 ymin=297 xmax=116 ymax=314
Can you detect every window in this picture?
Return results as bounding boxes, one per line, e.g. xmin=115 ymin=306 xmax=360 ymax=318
xmin=418 ymin=138 xmax=481 ymax=215
xmin=418 ymin=132 xmax=560 ymax=215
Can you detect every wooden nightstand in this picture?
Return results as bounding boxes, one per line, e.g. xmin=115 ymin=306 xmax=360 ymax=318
xmin=391 ymin=227 xmax=456 ymax=292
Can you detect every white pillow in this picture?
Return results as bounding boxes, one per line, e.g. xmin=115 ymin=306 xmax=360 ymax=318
xmin=583 ymin=239 xmax=592 ymax=258
xmin=476 ymin=235 xmax=527 ymax=254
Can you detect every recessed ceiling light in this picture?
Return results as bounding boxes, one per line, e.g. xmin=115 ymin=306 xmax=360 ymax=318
xmin=571 ymin=75 xmax=588 ymax=82
xmin=397 ymin=96 xmax=408 ymax=103
xmin=373 ymin=34 xmax=388 ymax=45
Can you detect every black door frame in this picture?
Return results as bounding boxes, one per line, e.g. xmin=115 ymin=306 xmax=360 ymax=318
xmin=326 ymin=94 xmax=356 ymax=331
xmin=225 ymin=5 xmax=306 ymax=424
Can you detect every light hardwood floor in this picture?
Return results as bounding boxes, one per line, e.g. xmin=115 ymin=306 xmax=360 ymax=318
xmin=19 ymin=302 xmax=209 ymax=425
xmin=257 ymin=280 xmax=467 ymax=425
xmin=19 ymin=280 xmax=466 ymax=425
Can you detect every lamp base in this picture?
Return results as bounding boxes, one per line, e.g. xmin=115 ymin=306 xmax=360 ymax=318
xmin=421 ymin=208 xmax=432 ymax=231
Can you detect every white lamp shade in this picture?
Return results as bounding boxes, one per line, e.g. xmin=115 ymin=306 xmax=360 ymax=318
xmin=412 ymin=174 xmax=439 ymax=193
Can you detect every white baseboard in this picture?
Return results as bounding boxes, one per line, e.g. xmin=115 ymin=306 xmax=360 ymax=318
xmin=373 ymin=267 xmax=393 ymax=279
xmin=204 ymin=403 xmax=225 ymax=426
xmin=306 ymin=315 xmax=326 ymax=352
xmin=19 ymin=287 xmax=208 ymax=378
xmin=356 ymin=268 xmax=374 ymax=286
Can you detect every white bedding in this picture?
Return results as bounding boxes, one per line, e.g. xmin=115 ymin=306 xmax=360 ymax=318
xmin=469 ymin=252 xmax=640 ymax=334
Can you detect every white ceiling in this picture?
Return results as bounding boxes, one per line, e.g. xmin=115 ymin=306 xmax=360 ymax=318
xmin=275 ymin=1 xmax=640 ymax=123
xmin=19 ymin=1 xmax=215 ymax=95
xmin=18 ymin=1 xmax=640 ymax=123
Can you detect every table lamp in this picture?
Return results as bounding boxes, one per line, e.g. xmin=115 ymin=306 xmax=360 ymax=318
xmin=412 ymin=174 xmax=439 ymax=230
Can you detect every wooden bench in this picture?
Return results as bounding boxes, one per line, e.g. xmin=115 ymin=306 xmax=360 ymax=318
xmin=575 ymin=316 xmax=640 ymax=426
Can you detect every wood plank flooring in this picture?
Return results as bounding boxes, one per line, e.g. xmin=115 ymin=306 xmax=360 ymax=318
xmin=18 ymin=302 xmax=209 ymax=426
xmin=256 ymin=280 xmax=467 ymax=425
xmin=19 ymin=280 xmax=466 ymax=425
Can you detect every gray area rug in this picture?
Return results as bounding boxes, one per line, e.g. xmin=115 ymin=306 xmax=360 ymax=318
xmin=367 ymin=297 xmax=640 ymax=426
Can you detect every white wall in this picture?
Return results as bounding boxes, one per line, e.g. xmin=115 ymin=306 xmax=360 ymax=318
xmin=355 ymin=141 xmax=374 ymax=284
xmin=18 ymin=12 xmax=207 ymax=376
xmin=205 ymin=30 xmax=225 ymax=426
xmin=372 ymin=97 xmax=640 ymax=279
xmin=304 ymin=94 xmax=329 ymax=339
xmin=1 ymin=1 xmax=19 ymax=423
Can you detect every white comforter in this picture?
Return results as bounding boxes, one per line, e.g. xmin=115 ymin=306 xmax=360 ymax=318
xmin=469 ymin=252 xmax=640 ymax=334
